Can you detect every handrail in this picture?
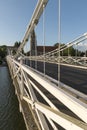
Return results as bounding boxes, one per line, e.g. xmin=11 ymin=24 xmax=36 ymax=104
xmin=7 ymin=55 xmax=87 ymax=130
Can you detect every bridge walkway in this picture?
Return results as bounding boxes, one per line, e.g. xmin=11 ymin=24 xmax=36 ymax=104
xmin=7 ymin=56 xmax=87 ymax=130
xmin=24 ymin=64 xmax=87 ymax=130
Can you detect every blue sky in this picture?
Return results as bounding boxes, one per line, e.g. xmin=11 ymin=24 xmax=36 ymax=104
xmin=0 ymin=0 xmax=87 ymax=47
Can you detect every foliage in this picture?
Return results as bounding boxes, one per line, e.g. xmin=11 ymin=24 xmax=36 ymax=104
xmin=12 ymin=41 xmax=21 ymax=55
xmin=62 ymin=46 xmax=75 ymax=56
xmin=0 ymin=59 xmax=2 ymax=65
xmin=54 ymin=43 xmax=86 ymax=56
xmin=54 ymin=43 xmax=65 ymax=47
xmin=14 ymin=41 xmax=21 ymax=47
xmin=0 ymin=45 xmax=7 ymax=59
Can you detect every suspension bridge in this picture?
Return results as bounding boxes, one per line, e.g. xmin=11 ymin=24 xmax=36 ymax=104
xmin=6 ymin=0 xmax=87 ymax=130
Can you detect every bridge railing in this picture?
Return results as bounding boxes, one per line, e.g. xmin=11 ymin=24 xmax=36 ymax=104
xmin=24 ymin=55 xmax=87 ymax=68
xmin=20 ymin=32 xmax=87 ymax=68
xmin=7 ymin=55 xmax=87 ymax=130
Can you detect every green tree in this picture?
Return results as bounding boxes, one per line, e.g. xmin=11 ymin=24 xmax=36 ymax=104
xmin=54 ymin=43 xmax=76 ymax=56
xmin=0 ymin=45 xmax=7 ymax=58
xmin=12 ymin=41 xmax=21 ymax=55
xmin=14 ymin=41 xmax=21 ymax=47
xmin=0 ymin=45 xmax=7 ymax=64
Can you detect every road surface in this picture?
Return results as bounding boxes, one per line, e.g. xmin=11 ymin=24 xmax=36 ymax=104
xmin=25 ymin=60 xmax=87 ymax=94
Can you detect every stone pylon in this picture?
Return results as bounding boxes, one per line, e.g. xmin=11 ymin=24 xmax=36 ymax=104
xmin=30 ymin=29 xmax=37 ymax=56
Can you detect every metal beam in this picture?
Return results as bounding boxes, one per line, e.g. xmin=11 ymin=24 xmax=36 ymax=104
xmin=8 ymin=57 xmax=87 ymax=124
xmin=14 ymin=0 xmax=48 ymax=58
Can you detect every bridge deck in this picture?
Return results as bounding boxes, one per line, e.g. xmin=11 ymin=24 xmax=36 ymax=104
xmin=24 ymin=64 xmax=87 ymax=129
xmin=26 ymin=61 xmax=87 ymax=94
xmin=7 ymin=56 xmax=87 ymax=130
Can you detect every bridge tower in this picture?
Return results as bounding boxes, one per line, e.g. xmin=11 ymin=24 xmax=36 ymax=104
xmin=30 ymin=29 xmax=37 ymax=56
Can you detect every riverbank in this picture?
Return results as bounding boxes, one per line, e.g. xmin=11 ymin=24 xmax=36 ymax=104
xmin=0 ymin=61 xmax=7 ymax=66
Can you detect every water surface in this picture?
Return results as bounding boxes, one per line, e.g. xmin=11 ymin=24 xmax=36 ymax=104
xmin=0 ymin=66 xmax=26 ymax=130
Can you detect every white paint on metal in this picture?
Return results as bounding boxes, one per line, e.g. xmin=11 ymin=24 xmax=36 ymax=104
xmin=7 ymin=56 xmax=87 ymax=125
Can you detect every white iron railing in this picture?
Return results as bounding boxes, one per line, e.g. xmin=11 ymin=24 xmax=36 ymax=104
xmin=7 ymin=55 xmax=87 ymax=130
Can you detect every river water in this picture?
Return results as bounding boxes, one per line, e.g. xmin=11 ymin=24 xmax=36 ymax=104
xmin=0 ymin=66 xmax=26 ymax=130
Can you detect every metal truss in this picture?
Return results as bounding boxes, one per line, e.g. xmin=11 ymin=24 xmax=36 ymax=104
xmin=7 ymin=55 xmax=87 ymax=130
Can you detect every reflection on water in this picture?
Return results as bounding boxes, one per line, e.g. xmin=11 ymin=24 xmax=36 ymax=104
xmin=0 ymin=67 xmax=26 ymax=130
